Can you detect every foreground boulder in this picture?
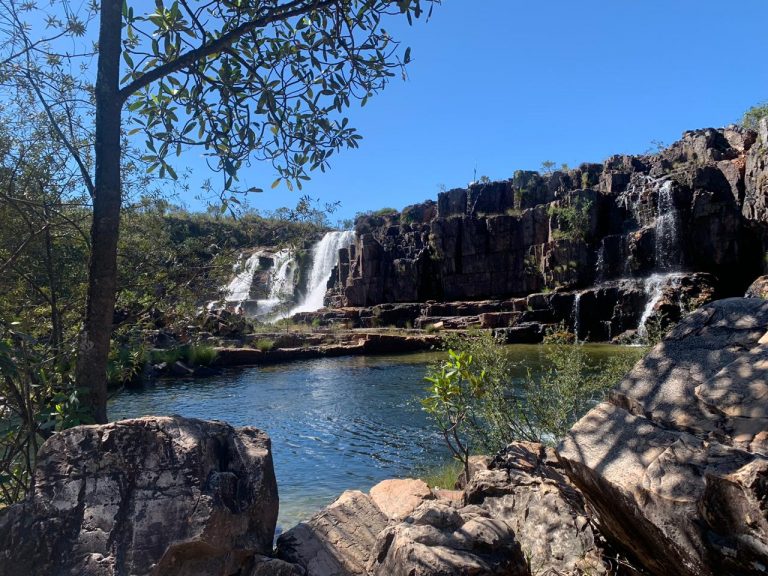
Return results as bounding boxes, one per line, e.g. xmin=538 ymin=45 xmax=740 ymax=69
xmin=559 ymin=297 xmax=768 ymax=576
xmin=0 ymin=416 xmax=278 ymax=576
xmin=278 ymin=446 xmax=611 ymax=576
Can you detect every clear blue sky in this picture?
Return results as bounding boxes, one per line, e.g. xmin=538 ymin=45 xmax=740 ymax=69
xmin=181 ymin=1 xmax=768 ymax=221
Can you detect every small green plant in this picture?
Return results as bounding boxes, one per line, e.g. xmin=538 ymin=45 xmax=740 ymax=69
xmin=420 ymin=459 xmax=464 ymax=490
xmin=311 ymin=317 xmax=322 ymax=328
xmin=187 ymin=345 xmax=218 ymax=367
xmin=548 ymin=198 xmax=593 ymax=242
xmin=422 ymin=350 xmax=486 ymax=480
xmin=255 ymin=338 xmax=275 ymax=352
xmin=742 ymin=102 xmax=768 ymax=131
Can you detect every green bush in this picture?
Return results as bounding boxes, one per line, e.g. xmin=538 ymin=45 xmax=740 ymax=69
xmin=424 ymin=330 xmax=645 ymax=455
xmin=422 ymin=349 xmax=486 ymax=479
xmin=742 ymin=102 xmax=768 ymax=131
xmin=255 ymin=338 xmax=275 ymax=352
xmin=547 ymin=199 xmax=593 ymax=242
xmin=1 ymin=330 xmax=90 ymax=506
xmin=187 ymin=345 xmax=218 ymax=367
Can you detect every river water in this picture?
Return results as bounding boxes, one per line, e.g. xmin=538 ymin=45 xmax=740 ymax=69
xmin=109 ymin=345 xmax=635 ymax=531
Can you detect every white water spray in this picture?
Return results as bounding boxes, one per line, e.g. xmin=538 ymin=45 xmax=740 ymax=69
xmin=654 ymin=181 xmax=682 ymax=271
xmin=637 ymin=273 xmax=684 ymax=339
xmin=289 ymin=230 xmax=355 ymax=315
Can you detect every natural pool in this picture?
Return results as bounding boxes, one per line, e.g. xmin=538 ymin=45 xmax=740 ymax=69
xmin=109 ymin=344 xmax=638 ymax=531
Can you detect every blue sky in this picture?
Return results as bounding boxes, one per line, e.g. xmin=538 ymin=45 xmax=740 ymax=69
xmin=179 ymin=1 xmax=768 ymax=221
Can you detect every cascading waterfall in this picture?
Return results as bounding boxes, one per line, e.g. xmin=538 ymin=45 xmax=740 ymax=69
xmin=637 ymin=273 xmax=684 ymax=339
xmin=252 ymin=249 xmax=297 ymax=319
xmin=595 ymin=242 xmax=606 ymax=283
xmin=654 ymin=180 xmax=682 ymax=271
xmin=224 ymin=251 xmax=264 ymax=305
xmin=289 ymin=230 xmax=356 ymax=315
xmin=572 ymin=291 xmax=584 ymax=342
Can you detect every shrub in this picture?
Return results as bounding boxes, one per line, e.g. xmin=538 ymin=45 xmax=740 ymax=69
xmin=424 ymin=330 xmax=645 ymax=455
xmin=422 ymin=349 xmax=486 ymax=479
xmin=742 ymin=102 xmax=768 ymax=131
xmin=187 ymin=345 xmax=218 ymax=367
xmin=547 ymin=198 xmax=593 ymax=242
xmin=255 ymin=338 xmax=275 ymax=352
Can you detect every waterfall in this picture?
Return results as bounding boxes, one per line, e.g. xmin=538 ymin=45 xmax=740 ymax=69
xmin=225 ymin=251 xmax=263 ymax=303
xmin=252 ymin=249 xmax=297 ymax=319
xmin=654 ymin=180 xmax=682 ymax=271
xmin=595 ymin=242 xmax=606 ymax=283
xmin=637 ymin=273 xmax=683 ymax=339
xmin=289 ymin=230 xmax=355 ymax=315
xmin=572 ymin=291 xmax=584 ymax=342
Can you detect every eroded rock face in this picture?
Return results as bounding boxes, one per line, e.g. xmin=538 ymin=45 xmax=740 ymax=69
xmin=465 ymin=443 xmax=608 ymax=576
xmin=0 ymin=416 xmax=278 ymax=576
xmin=368 ymin=502 xmax=528 ymax=576
xmin=277 ymin=490 xmax=388 ymax=576
xmin=326 ymin=125 xmax=766 ymax=311
xmin=559 ymin=298 xmax=768 ymax=576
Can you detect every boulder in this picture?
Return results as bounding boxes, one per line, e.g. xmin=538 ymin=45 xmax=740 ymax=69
xmin=367 ymin=502 xmax=527 ymax=576
xmin=277 ymin=490 xmax=388 ymax=576
xmin=746 ymin=275 xmax=768 ymax=299
xmin=0 ymin=416 xmax=278 ymax=576
xmin=559 ymin=298 xmax=768 ymax=576
xmin=464 ymin=443 xmax=608 ymax=576
xmin=369 ymin=479 xmax=434 ymax=522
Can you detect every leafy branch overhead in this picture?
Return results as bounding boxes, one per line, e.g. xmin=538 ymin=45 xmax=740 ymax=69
xmin=120 ymin=0 xmax=435 ymax=191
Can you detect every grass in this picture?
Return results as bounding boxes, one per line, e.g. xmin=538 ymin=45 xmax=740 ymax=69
xmin=419 ymin=459 xmax=463 ymax=490
xmin=255 ymin=338 xmax=275 ymax=352
xmin=187 ymin=345 xmax=218 ymax=366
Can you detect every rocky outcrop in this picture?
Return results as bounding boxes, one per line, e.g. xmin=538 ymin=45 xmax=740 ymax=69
xmin=558 ymin=298 xmax=768 ymax=576
xmin=325 ymin=125 xmax=768 ymax=324
xmin=0 ymin=416 xmax=278 ymax=576
xmin=278 ymin=443 xmax=614 ymax=576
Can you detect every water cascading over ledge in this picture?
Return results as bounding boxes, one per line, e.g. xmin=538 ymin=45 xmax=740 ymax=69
xmin=219 ymin=231 xmax=355 ymax=321
xmin=311 ymin=125 xmax=768 ymax=341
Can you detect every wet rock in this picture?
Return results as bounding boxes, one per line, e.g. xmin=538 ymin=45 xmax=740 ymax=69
xmin=0 ymin=416 xmax=278 ymax=576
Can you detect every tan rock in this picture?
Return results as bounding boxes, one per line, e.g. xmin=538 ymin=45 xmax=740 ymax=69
xmin=277 ymin=490 xmax=387 ymax=576
xmin=369 ymin=478 xmax=433 ymax=521
xmin=559 ymin=298 xmax=768 ymax=576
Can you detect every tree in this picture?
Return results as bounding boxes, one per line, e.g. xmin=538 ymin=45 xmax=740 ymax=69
xmin=743 ymin=102 xmax=768 ymax=131
xmin=1 ymin=0 xmax=437 ymax=422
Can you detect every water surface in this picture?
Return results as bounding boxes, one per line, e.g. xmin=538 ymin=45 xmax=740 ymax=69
xmin=109 ymin=345 xmax=638 ymax=530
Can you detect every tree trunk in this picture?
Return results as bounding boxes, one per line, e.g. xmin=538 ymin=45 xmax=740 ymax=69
xmin=75 ymin=0 xmax=123 ymax=424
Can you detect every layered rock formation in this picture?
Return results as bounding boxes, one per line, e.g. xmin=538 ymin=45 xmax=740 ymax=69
xmin=0 ymin=416 xmax=278 ymax=576
xmin=316 ymin=120 xmax=768 ymax=340
xmin=559 ymin=297 xmax=768 ymax=576
xmin=277 ymin=449 xmax=608 ymax=576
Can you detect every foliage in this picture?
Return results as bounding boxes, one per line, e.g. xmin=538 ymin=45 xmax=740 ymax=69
xmin=422 ymin=349 xmax=486 ymax=479
xmin=742 ymin=102 xmax=768 ymax=131
xmin=255 ymin=338 xmax=275 ymax=352
xmin=547 ymin=198 xmax=593 ymax=242
xmin=187 ymin=345 xmax=218 ymax=367
xmin=0 ymin=328 xmax=89 ymax=506
xmin=419 ymin=458 xmax=463 ymax=490
xmin=0 ymin=0 xmax=438 ymax=422
xmin=425 ymin=331 xmax=646 ymax=456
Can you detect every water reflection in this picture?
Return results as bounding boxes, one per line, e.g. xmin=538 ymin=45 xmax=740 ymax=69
xmin=109 ymin=345 xmax=635 ymax=530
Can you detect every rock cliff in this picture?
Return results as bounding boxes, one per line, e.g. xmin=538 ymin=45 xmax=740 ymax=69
xmin=316 ymin=120 xmax=768 ymax=340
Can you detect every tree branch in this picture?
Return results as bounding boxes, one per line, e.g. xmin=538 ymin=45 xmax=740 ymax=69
xmin=118 ymin=0 xmax=337 ymax=103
